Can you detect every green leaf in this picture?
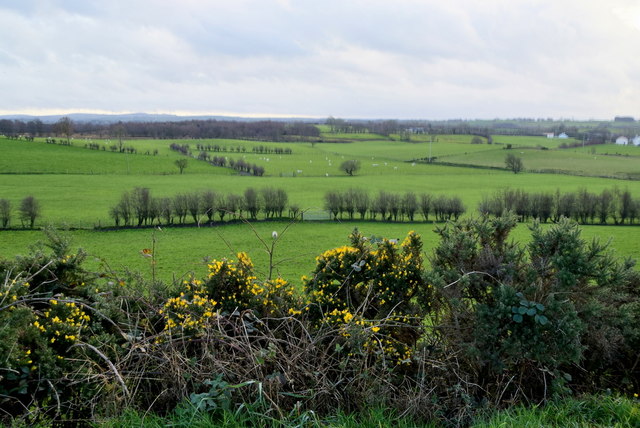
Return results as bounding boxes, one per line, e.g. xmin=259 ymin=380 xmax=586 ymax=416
xmin=511 ymin=306 xmax=519 ymax=313
xmin=519 ymin=300 xmax=528 ymax=307
xmin=537 ymin=315 xmax=549 ymax=325
xmin=513 ymin=314 xmax=523 ymax=323
xmin=526 ymin=308 xmax=537 ymax=316
xmin=518 ymin=307 xmax=528 ymax=315
xmin=535 ymin=303 xmax=545 ymax=311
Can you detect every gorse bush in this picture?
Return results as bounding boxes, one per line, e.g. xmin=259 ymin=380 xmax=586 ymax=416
xmin=0 ymin=229 xmax=127 ymax=421
xmin=304 ymin=229 xmax=427 ymax=366
xmin=1 ymin=218 xmax=639 ymax=426
xmin=427 ymin=214 xmax=639 ymax=403
xmin=160 ymin=252 xmax=301 ymax=338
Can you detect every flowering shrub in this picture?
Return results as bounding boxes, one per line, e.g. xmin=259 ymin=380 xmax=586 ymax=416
xmin=160 ymin=278 xmax=218 ymax=335
xmin=304 ymin=229 xmax=427 ymax=365
xmin=204 ymin=252 xmax=256 ymax=312
xmin=204 ymin=252 xmax=300 ymax=318
xmin=0 ymin=233 xmax=119 ymax=420
xmin=160 ymin=253 xmax=301 ymax=338
xmin=2 ymin=220 xmax=639 ymax=425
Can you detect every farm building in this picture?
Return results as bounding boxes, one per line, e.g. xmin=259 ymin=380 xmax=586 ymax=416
xmin=615 ymin=136 xmax=629 ymax=145
xmin=545 ymin=132 xmax=555 ymax=138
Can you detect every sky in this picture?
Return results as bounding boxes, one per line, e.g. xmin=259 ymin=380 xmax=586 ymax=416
xmin=1 ymin=0 xmax=640 ymax=120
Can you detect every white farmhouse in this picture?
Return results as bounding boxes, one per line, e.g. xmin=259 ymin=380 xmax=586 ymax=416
xmin=615 ymin=136 xmax=629 ymax=145
xmin=545 ymin=132 xmax=555 ymax=138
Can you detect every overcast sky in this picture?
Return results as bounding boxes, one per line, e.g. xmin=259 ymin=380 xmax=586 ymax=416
xmin=1 ymin=0 xmax=639 ymax=120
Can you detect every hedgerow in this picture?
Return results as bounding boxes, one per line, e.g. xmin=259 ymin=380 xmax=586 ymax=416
xmin=1 ymin=218 xmax=638 ymax=426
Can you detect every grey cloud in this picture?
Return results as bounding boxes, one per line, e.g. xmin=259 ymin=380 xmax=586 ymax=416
xmin=1 ymin=1 xmax=640 ymax=118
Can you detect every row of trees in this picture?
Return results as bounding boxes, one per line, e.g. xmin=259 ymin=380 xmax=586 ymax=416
xmin=1 ymin=117 xmax=321 ymax=141
xmin=0 ymin=196 xmax=41 ymax=229
xmin=45 ymin=137 xmax=72 ymax=146
xmin=324 ymin=189 xmax=465 ymax=222
xmin=194 ymin=143 xmax=293 ymax=155
xmin=195 ymin=152 xmax=266 ymax=176
xmin=171 ymin=143 xmax=267 ymax=176
xmin=479 ymin=187 xmax=639 ymax=224
xmin=109 ymin=187 xmax=293 ymax=227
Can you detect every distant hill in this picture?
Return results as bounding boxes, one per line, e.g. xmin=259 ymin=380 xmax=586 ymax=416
xmin=0 ymin=113 xmax=319 ymax=124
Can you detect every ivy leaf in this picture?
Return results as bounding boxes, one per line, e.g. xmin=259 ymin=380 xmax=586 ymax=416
xmin=513 ymin=314 xmax=523 ymax=323
xmin=535 ymin=303 xmax=545 ymax=311
xmin=526 ymin=308 xmax=537 ymax=316
xmin=518 ymin=307 xmax=528 ymax=315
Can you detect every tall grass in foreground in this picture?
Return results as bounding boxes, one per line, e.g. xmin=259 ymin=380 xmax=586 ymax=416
xmin=474 ymin=394 xmax=640 ymax=428
xmin=93 ymin=394 xmax=638 ymax=427
xmin=97 ymin=405 xmax=430 ymax=427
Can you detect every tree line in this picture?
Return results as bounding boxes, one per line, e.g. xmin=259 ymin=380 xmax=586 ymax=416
xmin=0 ymin=196 xmax=41 ymax=229
xmin=324 ymin=189 xmax=465 ymax=222
xmin=1 ymin=118 xmax=320 ymax=141
xmin=479 ymin=187 xmax=639 ymax=224
xmin=194 ymin=143 xmax=293 ymax=155
xmin=109 ymin=187 xmax=295 ymax=227
xmin=170 ymin=143 xmax=266 ymax=176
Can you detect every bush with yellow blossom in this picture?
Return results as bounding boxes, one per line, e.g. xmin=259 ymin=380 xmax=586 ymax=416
xmin=0 ymin=230 xmax=119 ymax=419
xmin=160 ymin=252 xmax=301 ymax=337
xmin=304 ymin=229 xmax=428 ymax=366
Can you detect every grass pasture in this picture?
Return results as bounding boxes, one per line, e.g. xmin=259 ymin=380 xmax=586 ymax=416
xmin=2 ymin=129 xmax=640 ymax=427
xmin=440 ymin=144 xmax=640 ymax=178
xmin=0 ymin=138 xmax=229 ymax=175
xmin=1 ymin=220 xmax=639 ymax=285
xmin=1 ymin=131 xmax=640 ymax=282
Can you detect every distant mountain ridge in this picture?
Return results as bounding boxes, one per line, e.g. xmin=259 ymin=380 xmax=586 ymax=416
xmin=0 ymin=113 xmax=319 ymax=124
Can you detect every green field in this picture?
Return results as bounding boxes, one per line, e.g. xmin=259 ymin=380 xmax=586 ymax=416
xmin=1 ymin=131 xmax=640 ymax=282
xmin=2 ymin=221 xmax=638 ymax=285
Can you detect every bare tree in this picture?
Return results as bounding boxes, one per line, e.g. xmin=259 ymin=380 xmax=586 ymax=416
xmin=202 ymin=190 xmax=219 ymax=222
xmin=353 ymin=188 xmax=370 ymax=220
xmin=505 ymin=154 xmax=523 ymax=174
xmin=419 ymin=193 xmax=432 ymax=221
xmin=0 ymin=199 xmax=10 ymax=228
xmin=340 ymin=159 xmax=360 ymax=176
xmin=19 ymin=196 xmax=40 ymax=228
xmin=244 ymin=188 xmax=260 ymax=220
xmin=324 ymin=191 xmax=341 ymax=220
xmin=55 ymin=116 xmax=73 ymax=144
xmin=175 ymin=159 xmax=188 ymax=174
xmin=402 ymin=192 xmax=418 ymax=221
xmin=186 ymin=192 xmax=201 ymax=223
xmin=173 ymin=194 xmax=189 ymax=224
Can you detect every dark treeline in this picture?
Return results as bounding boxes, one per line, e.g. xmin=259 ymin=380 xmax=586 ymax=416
xmin=109 ymin=187 xmax=294 ymax=227
xmin=324 ymin=189 xmax=465 ymax=222
xmin=0 ymin=118 xmax=320 ymax=141
xmin=479 ymin=187 xmax=639 ymax=224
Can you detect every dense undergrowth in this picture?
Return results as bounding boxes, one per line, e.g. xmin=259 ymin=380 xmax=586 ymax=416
xmin=1 ymin=215 xmax=638 ymax=427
